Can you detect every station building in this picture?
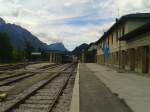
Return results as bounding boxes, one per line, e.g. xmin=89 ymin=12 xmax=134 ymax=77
xmin=49 ymin=50 xmax=63 ymax=63
xmin=96 ymin=13 xmax=150 ymax=74
xmin=84 ymin=43 xmax=97 ymax=63
xmin=49 ymin=50 xmax=73 ymax=63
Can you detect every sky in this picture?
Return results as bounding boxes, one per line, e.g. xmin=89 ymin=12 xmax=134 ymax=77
xmin=0 ymin=0 xmax=150 ymax=50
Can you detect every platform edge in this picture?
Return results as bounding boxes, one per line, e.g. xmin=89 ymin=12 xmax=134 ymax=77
xmin=69 ymin=63 xmax=80 ymax=112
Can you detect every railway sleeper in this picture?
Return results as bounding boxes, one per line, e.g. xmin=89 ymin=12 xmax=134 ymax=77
xmin=18 ymin=103 xmax=51 ymax=109
xmin=12 ymin=108 xmax=46 ymax=112
xmin=25 ymin=99 xmax=52 ymax=104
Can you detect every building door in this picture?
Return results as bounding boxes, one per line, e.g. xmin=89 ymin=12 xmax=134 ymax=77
xmin=130 ymin=48 xmax=135 ymax=71
xmin=122 ymin=50 xmax=126 ymax=69
xmin=142 ymin=46 xmax=149 ymax=73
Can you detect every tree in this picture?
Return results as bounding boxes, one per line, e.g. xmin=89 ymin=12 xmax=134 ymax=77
xmin=25 ymin=41 xmax=35 ymax=61
xmin=0 ymin=32 xmax=13 ymax=63
xmin=12 ymin=49 xmax=24 ymax=62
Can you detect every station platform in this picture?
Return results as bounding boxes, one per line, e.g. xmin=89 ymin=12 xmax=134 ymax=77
xmin=70 ymin=63 xmax=150 ymax=112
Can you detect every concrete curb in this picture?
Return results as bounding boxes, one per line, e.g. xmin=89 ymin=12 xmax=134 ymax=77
xmin=69 ymin=63 xmax=80 ymax=112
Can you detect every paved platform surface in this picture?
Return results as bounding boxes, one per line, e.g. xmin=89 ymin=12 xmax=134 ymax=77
xmin=79 ymin=64 xmax=132 ymax=112
xmin=86 ymin=63 xmax=150 ymax=112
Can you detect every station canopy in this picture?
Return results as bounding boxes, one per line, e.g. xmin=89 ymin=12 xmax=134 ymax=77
xmin=31 ymin=52 xmax=42 ymax=56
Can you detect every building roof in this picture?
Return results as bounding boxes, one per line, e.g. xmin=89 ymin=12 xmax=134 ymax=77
xmin=96 ymin=13 xmax=150 ymax=44
xmin=88 ymin=42 xmax=96 ymax=48
xmin=119 ymin=23 xmax=150 ymax=40
xmin=46 ymin=50 xmax=65 ymax=54
xmin=87 ymin=42 xmax=97 ymax=51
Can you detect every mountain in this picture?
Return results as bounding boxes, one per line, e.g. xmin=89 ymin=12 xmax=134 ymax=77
xmin=0 ymin=18 xmax=5 ymax=24
xmin=0 ymin=17 xmax=70 ymax=52
xmin=0 ymin=17 xmax=47 ymax=51
xmin=47 ymin=42 xmax=68 ymax=52
xmin=72 ymin=43 xmax=89 ymax=55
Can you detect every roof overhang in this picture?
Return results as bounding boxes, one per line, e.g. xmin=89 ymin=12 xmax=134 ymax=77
xmin=119 ymin=23 xmax=150 ymax=41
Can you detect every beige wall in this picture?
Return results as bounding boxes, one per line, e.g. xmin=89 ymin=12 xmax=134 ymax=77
xmin=97 ymin=19 xmax=150 ymax=55
xmin=97 ymin=18 xmax=150 ymax=74
xmin=126 ymin=33 xmax=150 ymax=49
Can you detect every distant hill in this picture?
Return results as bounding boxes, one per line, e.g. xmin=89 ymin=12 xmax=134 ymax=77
xmin=0 ymin=17 xmax=47 ymax=51
xmin=0 ymin=17 xmax=70 ymax=52
xmin=72 ymin=43 xmax=89 ymax=55
xmin=47 ymin=42 xmax=68 ymax=52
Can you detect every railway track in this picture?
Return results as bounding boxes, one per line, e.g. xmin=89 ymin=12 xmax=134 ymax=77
xmin=0 ymin=64 xmax=25 ymax=71
xmin=0 ymin=62 xmax=44 ymax=71
xmin=1 ymin=63 xmax=76 ymax=112
xmin=0 ymin=63 xmax=58 ymax=80
xmin=0 ymin=64 xmax=63 ymax=87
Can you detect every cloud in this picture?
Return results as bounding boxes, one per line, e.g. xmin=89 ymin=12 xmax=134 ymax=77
xmin=0 ymin=0 xmax=150 ymax=50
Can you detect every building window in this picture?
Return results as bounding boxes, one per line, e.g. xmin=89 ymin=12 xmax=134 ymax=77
xmin=119 ymin=28 xmax=122 ymax=37
xmin=111 ymin=34 xmax=113 ymax=44
xmin=102 ymin=42 xmax=103 ymax=48
xmin=116 ymin=30 xmax=118 ymax=41
xmin=122 ymin=26 xmax=125 ymax=36
xmin=99 ymin=43 xmax=100 ymax=48
xmin=116 ymin=52 xmax=119 ymax=61
xmin=107 ymin=37 xmax=109 ymax=47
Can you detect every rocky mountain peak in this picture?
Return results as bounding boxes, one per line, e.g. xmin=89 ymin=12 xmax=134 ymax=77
xmin=48 ymin=42 xmax=68 ymax=52
xmin=0 ymin=17 xmax=6 ymax=24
